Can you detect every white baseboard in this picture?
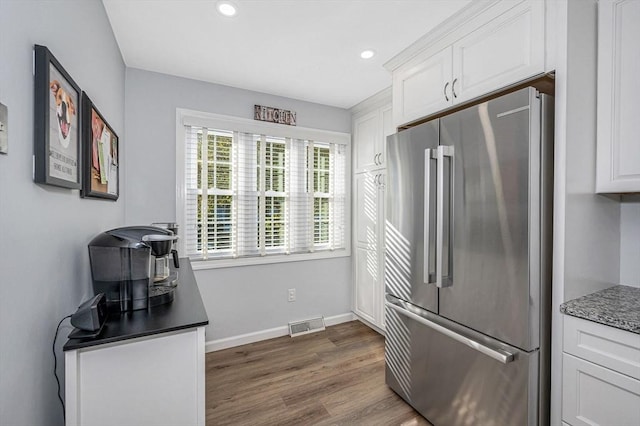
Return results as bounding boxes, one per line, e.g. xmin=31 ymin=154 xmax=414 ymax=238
xmin=205 ymin=312 xmax=356 ymax=353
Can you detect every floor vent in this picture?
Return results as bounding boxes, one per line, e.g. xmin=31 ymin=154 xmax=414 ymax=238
xmin=288 ymin=317 xmax=326 ymax=337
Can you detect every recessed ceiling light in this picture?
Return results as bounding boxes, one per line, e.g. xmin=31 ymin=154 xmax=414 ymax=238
xmin=360 ymin=50 xmax=375 ymax=60
xmin=217 ymin=1 xmax=237 ymax=17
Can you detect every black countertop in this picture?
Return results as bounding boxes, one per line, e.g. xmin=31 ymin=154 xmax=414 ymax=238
xmin=560 ymin=285 xmax=640 ymax=334
xmin=64 ymin=258 xmax=208 ymax=351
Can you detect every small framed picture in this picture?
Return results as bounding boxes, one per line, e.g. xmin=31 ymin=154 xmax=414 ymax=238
xmin=80 ymin=92 xmax=119 ymax=200
xmin=33 ymin=45 xmax=81 ymax=189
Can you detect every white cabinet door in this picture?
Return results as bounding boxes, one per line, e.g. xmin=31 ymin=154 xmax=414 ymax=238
xmin=596 ymin=0 xmax=640 ymax=193
xmin=452 ymin=0 xmax=545 ymax=103
xmin=354 ymin=110 xmax=382 ymax=173
xmin=393 ymin=46 xmax=453 ymax=127
xmin=354 ymin=173 xmax=379 ymax=247
xmin=354 ymin=246 xmax=378 ymax=325
xmin=562 ymin=353 xmax=640 ymax=426
xmin=375 ymin=170 xmax=386 ymax=328
xmin=353 ymin=171 xmax=385 ymax=329
xmin=380 ymin=104 xmax=394 ymax=168
xmin=66 ymin=328 xmax=206 ymax=426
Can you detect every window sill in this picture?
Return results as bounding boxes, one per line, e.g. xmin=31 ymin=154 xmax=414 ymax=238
xmin=189 ymin=248 xmax=351 ymax=270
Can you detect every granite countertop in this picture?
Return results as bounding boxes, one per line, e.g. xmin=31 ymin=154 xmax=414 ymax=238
xmin=560 ymin=285 xmax=640 ymax=334
xmin=64 ymin=258 xmax=208 ymax=351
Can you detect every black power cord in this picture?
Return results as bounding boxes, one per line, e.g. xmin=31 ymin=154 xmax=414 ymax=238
xmin=53 ymin=314 xmax=72 ymax=422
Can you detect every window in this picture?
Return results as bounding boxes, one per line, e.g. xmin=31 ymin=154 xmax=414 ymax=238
xmin=178 ymin=110 xmax=349 ymax=267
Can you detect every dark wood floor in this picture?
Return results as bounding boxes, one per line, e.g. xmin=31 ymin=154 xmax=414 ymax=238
xmin=205 ymin=320 xmax=431 ymax=425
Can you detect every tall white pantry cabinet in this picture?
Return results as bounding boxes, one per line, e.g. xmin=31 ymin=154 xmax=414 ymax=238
xmin=351 ymin=89 xmax=393 ymax=331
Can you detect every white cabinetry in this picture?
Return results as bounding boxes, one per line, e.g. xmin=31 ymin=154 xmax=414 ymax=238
xmin=562 ymin=315 xmax=640 ymax=426
xmin=353 ymin=103 xmax=393 ymax=173
xmin=393 ymin=47 xmax=453 ymax=125
xmin=65 ymin=327 xmax=206 ymax=426
xmin=353 ymin=172 xmax=384 ymax=326
xmin=389 ymin=0 xmax=545 ymax=127
xmin=596 ymin=0 xmax=640 ymax=193
xmin=352 ymin=92 xmax=392 ymax=331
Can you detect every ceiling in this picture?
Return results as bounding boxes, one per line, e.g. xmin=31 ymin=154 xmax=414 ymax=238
xmin=102 ymin=0 xmax=471 ymax=109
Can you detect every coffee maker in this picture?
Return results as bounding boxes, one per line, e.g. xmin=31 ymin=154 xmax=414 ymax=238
xmin=142 ymin=234 xmax=179 ymax=284
xmin=88 ymin=226 xmax=179 ymax=312
xmin=149 ymin=222 xmax=180 ymax=284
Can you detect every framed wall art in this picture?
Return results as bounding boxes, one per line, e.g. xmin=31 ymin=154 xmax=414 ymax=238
xmin=80 ymin=92 xmax=119 ymax=200
xmin=33 ymin=45 xmax=81 ymax=189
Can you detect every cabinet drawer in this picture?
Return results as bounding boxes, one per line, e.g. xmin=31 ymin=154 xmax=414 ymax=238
xmin=562 ymin=353 xmax=640 ymax=426
xmin=563 ymin=315 xmax=640 ymax=380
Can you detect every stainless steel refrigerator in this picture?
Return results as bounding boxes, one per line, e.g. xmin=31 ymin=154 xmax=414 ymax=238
xmin=384 ymin=87 xmax=553 ymax=426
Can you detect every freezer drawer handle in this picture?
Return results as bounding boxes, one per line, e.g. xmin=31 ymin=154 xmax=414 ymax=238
xmin=385 ymin=300 xmax=515 ymax=364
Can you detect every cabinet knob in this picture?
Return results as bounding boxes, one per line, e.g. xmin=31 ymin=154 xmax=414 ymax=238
xmin=444 ymin=82 xmax=450 ymax=102
xmin=452 ymin=78 xmax=458 ymax=98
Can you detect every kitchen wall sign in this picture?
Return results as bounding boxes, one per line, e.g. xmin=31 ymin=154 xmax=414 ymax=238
xmin=254 ymin=105 xmax=296 ymax=126
xmin=34 ymin=45 xmax=82 ymax=189
xmin=80 ymin=92 xmax=119 ymax=200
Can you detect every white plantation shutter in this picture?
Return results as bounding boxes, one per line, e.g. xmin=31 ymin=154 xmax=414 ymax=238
xmin=181 ymin=115 xmax=348 ymax=263
xmin=236 ymin=132 xmax=259 ymax=257
xmin=331 ymin=143 xmax=347 ymax=250
xmin=184 ymin=126 xmax=200 ymax=257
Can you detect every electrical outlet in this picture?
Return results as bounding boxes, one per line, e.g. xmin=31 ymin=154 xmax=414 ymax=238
xmin=288 ymin=288 xmax=296 ymax=302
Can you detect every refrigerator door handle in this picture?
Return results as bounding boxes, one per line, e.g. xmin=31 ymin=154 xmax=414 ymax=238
xmin=436 ymin=145 xmax=454 ymax=288
xmin=385 ymin=299 xmax=515 ymax=364
xmin=424 ymin=149 xmax=436 ymax=284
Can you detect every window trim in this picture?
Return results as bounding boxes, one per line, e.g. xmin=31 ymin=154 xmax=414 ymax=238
xmin=176 ymin=108 xmax=351 ymax=270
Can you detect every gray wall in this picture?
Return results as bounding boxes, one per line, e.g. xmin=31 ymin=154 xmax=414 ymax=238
xmin=561 ymin=0 xmax=620 ymax=302
xmin=124 ymin=68 xmax=352 ymax=341
xmin=620 ymin=197 xmax=640 ymax=287
xmin=0 ymin=1 xmax=125 ymax=425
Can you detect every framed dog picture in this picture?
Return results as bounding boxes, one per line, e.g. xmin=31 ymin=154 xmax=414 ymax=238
xmin=80 ymin=92 xmax=119 ymax=200
xmin=34 ymin=45 xmax=81 ymax=189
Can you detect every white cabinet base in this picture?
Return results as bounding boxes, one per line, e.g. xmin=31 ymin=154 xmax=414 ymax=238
xmin=65 ymin=327 xmax=205 ymax=426
xmin=562 ymin=353 xmax=640 ymax=426
xmin=562 ymin=315 xmax=640 ymax=426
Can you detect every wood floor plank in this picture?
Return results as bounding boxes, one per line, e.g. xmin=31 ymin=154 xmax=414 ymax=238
xmin=205 ymin=320 xmax=431 ymax=426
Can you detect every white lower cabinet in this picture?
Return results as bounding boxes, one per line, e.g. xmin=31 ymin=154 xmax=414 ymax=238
xmin=65 ymin=327 xmax=206 ymax=426
xmin=562 ymin=316 xmax=640 ymax=426
xmin=354 ymin=246 xmax=379 ymax=325
xmin=352 ymin=171 xmax=385 ymax=330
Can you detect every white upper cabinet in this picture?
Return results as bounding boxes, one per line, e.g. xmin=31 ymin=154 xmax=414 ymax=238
xmin=353 ymin=97 xmax=392 ymax=173
xmin=392 ymin=46 xmax=453 ymax=125
xmin=353 ymin=110 xmax=381 ymax=173
xmin=596 ymin=0 xmax=640 ymax=193
xmin=388 ymin=0 xmax=545 ymax=127
xmin=452 ymin=0 xmax=544 ymax=103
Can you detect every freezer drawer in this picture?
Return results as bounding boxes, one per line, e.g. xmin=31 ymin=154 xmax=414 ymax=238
xmin=385 ymin=296 xmax=541 ymax=426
